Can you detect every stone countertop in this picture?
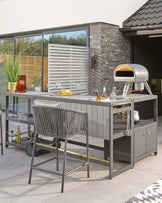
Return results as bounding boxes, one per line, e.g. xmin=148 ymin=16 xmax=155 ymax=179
xmin=5 ymin=91 xmax=157 ymax=106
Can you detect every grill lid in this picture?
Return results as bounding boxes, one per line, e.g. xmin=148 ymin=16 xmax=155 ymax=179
xmin=114 ymin=64 xmax=149 ymax=82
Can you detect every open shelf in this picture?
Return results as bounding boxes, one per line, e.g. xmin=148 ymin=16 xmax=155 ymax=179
xmin=7 ymin=116 xmax=34 ymax=125
xmin=134 ymin=119 xmax=156 ymax=128
xmin=6 ymin=140 xmax=30 ymax=150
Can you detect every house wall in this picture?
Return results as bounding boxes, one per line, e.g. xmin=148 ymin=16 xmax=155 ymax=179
xmin=0 ymin=0 xmax=147 ymax=35
xmin=89 ymin=22 xmax=130 ymax=95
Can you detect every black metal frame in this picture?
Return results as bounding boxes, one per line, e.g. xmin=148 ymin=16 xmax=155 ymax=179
xmin=0 ymin=113 xmax=3 ymax=155
xmin=108 ymin=102 xmax=134 ymax=179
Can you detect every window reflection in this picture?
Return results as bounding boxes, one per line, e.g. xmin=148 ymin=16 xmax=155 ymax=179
xmin=0 ymin=39 xmax=14 ymax=109
xmin=44 ymin=30 xmax=87 ymax=57
xmin=15 ymin=36 xmax=42 ymax=91
xmin=43 ymin=29 xmax=87 ymax=91
xmin=0 ymin=27 xmax=88 ymax=95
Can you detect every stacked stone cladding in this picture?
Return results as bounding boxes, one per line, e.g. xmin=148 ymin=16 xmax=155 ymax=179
xmin=89 ymin=22 xmax=130 ymax=96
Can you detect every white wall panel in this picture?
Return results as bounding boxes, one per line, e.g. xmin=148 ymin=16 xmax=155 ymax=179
xmin=48 ymin=44 xmax=89 ymax=95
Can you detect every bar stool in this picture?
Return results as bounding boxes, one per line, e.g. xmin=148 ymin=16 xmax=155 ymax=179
xmin=0 ymin=112 xmax=3 ymax=155
xmin=28 ymin=105 xmax=89 ymax=193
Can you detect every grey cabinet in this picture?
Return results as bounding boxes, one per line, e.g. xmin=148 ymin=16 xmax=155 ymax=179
xmin=146 ymin=124 xmax=157 ymax=153
xmin=135 ymin=122 xmax=157 ymax=161
xmin=134 ymin=127 xmax=146 ymax=158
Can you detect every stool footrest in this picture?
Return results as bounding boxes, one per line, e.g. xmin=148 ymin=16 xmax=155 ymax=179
xmin=32 ymin=166 xmax=62 ymax=176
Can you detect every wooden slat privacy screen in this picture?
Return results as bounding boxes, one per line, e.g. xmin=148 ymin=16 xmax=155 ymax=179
xmin=48 ymin=44 xmax=89 ymax=95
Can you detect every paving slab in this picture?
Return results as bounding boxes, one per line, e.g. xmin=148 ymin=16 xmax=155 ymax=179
xmin=0 ymin=114 xmax=162 ymax=203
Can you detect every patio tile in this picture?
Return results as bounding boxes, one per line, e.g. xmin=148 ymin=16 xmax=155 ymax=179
xmin=0 ymin=115 xmax=162 ymax=202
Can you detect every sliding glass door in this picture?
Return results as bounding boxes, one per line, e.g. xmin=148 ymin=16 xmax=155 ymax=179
xmin=0 ymin=38 xmax=14 ymax=109
xmin=15 ymin=35 xmax=43 ymax=91
xmin=0 ymin=26 xmax=89 ymax=110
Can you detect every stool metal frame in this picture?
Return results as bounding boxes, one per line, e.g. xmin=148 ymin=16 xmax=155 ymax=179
xmin=0 ymin=113 xmax=3 ymax=155
xmin=28 ymin=105 xmax=89 ymax=193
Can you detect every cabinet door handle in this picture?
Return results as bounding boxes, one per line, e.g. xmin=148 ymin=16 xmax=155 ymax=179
xmin=146 ymin=131 xmax=151 ymax=135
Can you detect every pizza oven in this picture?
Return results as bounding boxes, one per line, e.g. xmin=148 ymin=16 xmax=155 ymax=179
xmin=114 ymin=64 xmax=149 ymax=83
xmin=113 ymin=64 xmax=152 ymax=96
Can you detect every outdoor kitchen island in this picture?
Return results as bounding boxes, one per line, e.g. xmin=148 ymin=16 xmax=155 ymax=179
xmin=5 ymin=91 xmax=157 ymax=179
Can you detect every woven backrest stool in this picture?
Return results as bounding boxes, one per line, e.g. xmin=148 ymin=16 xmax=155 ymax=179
xmin=28 ymin=105 xmax=89 ymax=193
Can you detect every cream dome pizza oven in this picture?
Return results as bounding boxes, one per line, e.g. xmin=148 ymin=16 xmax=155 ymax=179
xmin=113 ymin=64 xmax=152 ymax=96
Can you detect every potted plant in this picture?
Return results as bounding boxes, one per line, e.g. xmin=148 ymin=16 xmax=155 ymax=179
xmin=33 ymin=74 xmax=41 ymax=92
xmin=5 ymin=56 xmax=20 ymax=92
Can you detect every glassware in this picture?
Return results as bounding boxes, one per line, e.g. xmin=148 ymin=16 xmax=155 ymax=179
xmin=9 ymin=130 xmax=15 ymax=143
xmin=96 ymin=90 xmax=101 ymax=102
xmin=88 ymin=95 xmax=92 ymax=101
xmin=56 ymin=82 xmax=63 ymax=94
xmin=18 ymin=112 xmax=27 ymax=120
xmin=110 ymin=87 xmax=117 ymax=101
xmin=101 ymin=87 xmax=107 ymax=100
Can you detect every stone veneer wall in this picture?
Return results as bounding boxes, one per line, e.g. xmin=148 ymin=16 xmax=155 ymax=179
xmin=89 ymin=22 xmax=130 ymax=96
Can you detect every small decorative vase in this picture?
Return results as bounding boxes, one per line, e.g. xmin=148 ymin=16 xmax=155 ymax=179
xmin=18 ymin=75 xmax=26 ymax=93
xmin=8 ymin=82 xmax=17 ymax=92
xmin=35 ymin=87 xmax=41 ymax=92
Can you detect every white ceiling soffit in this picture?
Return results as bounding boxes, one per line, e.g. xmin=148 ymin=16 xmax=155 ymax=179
xmin=0 ymin=0 xmax=147 ymax=35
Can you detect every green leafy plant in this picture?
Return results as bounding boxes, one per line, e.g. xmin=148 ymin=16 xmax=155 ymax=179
xmin=33 ymin=74 xmax=42 ymax=87
xmin=5 ymin=56 xmax=20 ymax=82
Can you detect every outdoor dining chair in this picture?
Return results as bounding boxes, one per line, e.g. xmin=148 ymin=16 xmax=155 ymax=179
xmin=28 ymin=105 xmax=89 ymax=193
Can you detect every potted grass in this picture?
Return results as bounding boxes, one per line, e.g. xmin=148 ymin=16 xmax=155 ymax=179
xmin=5 ymin=56 xmax=20 ymax=92
xmin=33 ymin=75 xmax=41 ymax=92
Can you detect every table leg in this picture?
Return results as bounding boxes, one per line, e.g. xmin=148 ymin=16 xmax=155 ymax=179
xmin=5 ymin=95 xmax=9 ymax=147
xmin=104 ymin=140 xmax=109 ymax=160
xmin=28 ymin=98 xmax=31 ymax=137
xmin=131 ymin=102 xmax=134 ymax=168
xmin=109 ymin=106 xmax=113 ymax=179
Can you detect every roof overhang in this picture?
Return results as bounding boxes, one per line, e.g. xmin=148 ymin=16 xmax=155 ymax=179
xmin=120 ymin=25 xmax=162 ymax=37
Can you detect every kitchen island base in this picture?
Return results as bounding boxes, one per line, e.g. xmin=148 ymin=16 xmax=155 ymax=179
xmin=5 ymin=92 xmax=157 ymax=179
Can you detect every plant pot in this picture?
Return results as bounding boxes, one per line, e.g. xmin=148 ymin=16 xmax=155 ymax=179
xmin=35 ymin=87 xmax=41 ymax=92
xmin=8 ymin=82 xmax=17 ymax=92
